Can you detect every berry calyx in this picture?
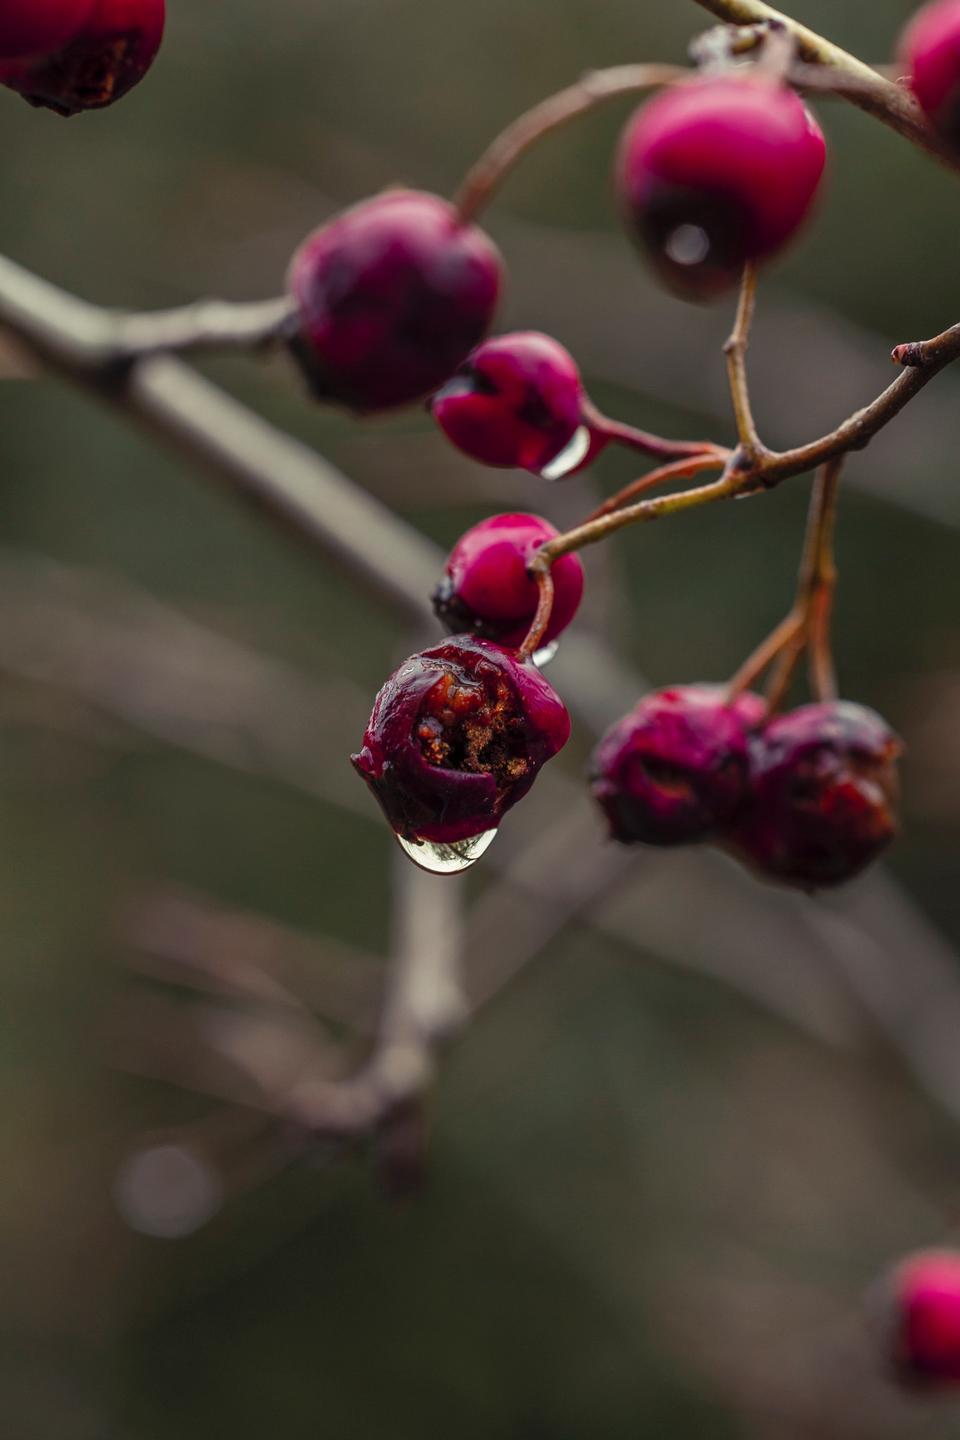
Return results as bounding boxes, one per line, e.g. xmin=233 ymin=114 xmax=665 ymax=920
xmin=432 ymin=513 xmax=585 ymax=650
xmin=590 ymin=684 xmax=767 ymax=846
xmin=0 ymin=0 xmax=94 ymax=61
xmin=901 ymin=0 xmax=960 ymax=147
xmin=879 ymin=1251 xmax=960 ymax=1387
xmin=352 ymin=636 xmax=570 ymax=845
xmin=0 ymin=0 xmax=165 ymax=114
xmin=725 ymin=701 xmax=901 ymax=889
xmin=616 ymin=75 xmax=826 ymax=299
xmin=431 ymin=331 xmax=587 ymax=475
xmin=288 ymin=189 xmax=504 ymax=414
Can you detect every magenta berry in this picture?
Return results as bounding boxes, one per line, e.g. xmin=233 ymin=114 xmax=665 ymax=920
xmin=616 ymin=76 xmax=826 ymax=299
xmin=287 ymin=189 xmax=504 ymax=414
xmin=878 ymin=1251 xmax=960 ymax=1386
xmin=590 ymin=684 xmax=767 ymax=846
xmin=726 ymin=701 xmax=901 ymax=889
xmin=0 ymin=0 xmax=164 ymax=113
xmin=352 ymin=636 xmax=570 ymax=845
xmin=901 ymin=0 xmax=960 ymax=147
xmin=432 ymin=513 xmax=585 ymax=650
xmin=431 ymin=331 xmax=586 ymax=474
xmin=0 ymin=0 xmax=94 ymax=61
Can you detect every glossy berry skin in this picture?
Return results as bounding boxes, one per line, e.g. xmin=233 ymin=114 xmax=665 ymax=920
xmin=352 ymin=636 xmax=570 ymax=845
xmin=0 ymin=0 xmax=93 ymax=61
xmin=617 ymin=76 xmax=826 ymax=299
xmin=288 ymin=190 xmax=504 ymax=414
xmin=726 ymin=701 xmax=900 ymax=890
xmin=432 ymin=513 xmax=585 ymax=651
xmin=590 ymin=684 xmax=767 ymax=847
xmin=901 ymin=0 xmax=960 ymax=146
xmin=880 ymin=1251 xmax=960 ymax=1387
xmin=0 ymin=0 xmax=165 ymax=114
xmin=431 ymin=332 xmax=585 ymax=474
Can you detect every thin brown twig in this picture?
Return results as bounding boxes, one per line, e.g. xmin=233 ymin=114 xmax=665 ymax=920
xmin=798 ymin=457 xmax=842 ymax=702
xmin=453 ymin=64 xmax=688 ymax=222
xmin=729 ymin=457 xmax=844 ymax=711
xmin=580 ymin=397 xmax=727 ymax=466
xmin=587 ymin=452 xmax=729 ymax=521
xmin=517 ymin=567 xmax=556 ymax=662
xmin=724 ymin=262 xmax=761 ymax=453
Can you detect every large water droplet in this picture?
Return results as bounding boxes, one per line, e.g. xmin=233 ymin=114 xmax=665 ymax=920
xmin=665 ymin=224 xmax=711 ymax=267
xmin=395 ymin=828 xmax=498 ymax=875
xmin=540 ymin=424 xmax=592 ymax=481
xmin=532 ymin=640 xmax=559 ymax=669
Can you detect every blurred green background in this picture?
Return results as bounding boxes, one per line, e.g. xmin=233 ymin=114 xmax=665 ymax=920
xmin=5 ymin=1 xmax=960 ymax=1436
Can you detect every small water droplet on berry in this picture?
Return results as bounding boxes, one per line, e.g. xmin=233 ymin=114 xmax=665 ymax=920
xmin=539 ymin=424 xmax=592 ymax=480
xmin=531 ymin=640 xmax=559 ymax=668
xmin=665 ymin=224 xmax=711 ymax=268
xmin=395 ymin=828 xmax=498 ymax=875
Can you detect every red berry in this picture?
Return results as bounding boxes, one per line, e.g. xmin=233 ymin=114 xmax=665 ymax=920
xmin=590 ymin=684 xmax=766 ymax=846
xmin=725 ymin=701 xmax=900 ymax=889
xmin=616 ymin=76 xmax=826 ymax=299
xmin=879 ymin=1251 xmax=960 ymax=1387
xmin=0 ymin=0 xmax=164 ymax=114
xmin=352 ymin=636 xmax=570 ymax=845
xmin=901 ymin=0 xmax=960 ymax=146
xmin=288 ymin=190 xmax=504 ymax=414
xmin=432 ymin=513 xmax=585 ymax=650
xmin=431 ymin=331 xmax=586 ymax=474
xmin=0 ymin=0 xmax=93 ymax=61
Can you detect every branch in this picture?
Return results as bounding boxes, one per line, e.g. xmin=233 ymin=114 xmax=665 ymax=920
xmin=288 ymin=857 xmax=465 ymax=1139
xmin=0 ymin=253 xmax=439 ymax=627
xmin=724 ymin=263 xmax=761 ymax=453
xmin=690 ymin=0 xmax=958 ymax=173
xmin=454 ymin=63 xmax=688 ymax=221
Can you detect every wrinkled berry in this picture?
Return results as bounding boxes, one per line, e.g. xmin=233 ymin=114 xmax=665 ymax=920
xmin=590 ymin=684 xmax=767 ymax=846
xmin=431 ymin=331 xmax=586 ymax=474
xmin=0 ymin=0 xmax=164 ymax=113
xmin=726 ymin=701 xmax=900 ymax=889
xmin=288 ymin=189 xmax=504 ymax=413
xmin=616 ymin=76 xmax=826 ymax=299
xmin=901 ymin=0 xmax=960 ymax=146
xmin=352 ymin=636 xmax=570 ymax=845
xmin=878 ymin=1251 xmax=960 ymax=1387
xmin=0 ymin=0 xmax=93 ymax=61
xmin=432 ymin=513 xmax=584 ymax=650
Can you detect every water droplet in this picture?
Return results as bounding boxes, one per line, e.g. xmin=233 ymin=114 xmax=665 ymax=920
xmin=114 ymin=1144 xmax=223 ymax=1238
xmin=395 ymin=828 xmax=498 ymax=875
xmin=665 ymin=224 xmax=711 ymax=267
xmin=532 ymin=640 xmax=559 ymax=668
xmin=540 ymin=424 xmax=592 ymax=481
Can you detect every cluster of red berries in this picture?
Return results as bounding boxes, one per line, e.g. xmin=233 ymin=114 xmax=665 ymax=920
xmin=0 ymin=0 xmax=164 ymax=114
xmin=592 ymin=688 xmax=900 ymax=888
xmin=327 ymin=20 xmax=947 ymax=880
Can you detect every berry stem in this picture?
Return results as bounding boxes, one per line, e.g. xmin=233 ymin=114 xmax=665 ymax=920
xmin=586 ymin=451 xmax=730 ymax=521
xmin=798 ymin=456 xmax=842 ymax=702
xmin=535 ymin=464 xmax=743 ymax=567
xmin=727 ymin=609 xmax=805 ymax=701
xmin=453 ymin=64 xmax=689 ymax=223
xmin=517 ymin=567 xmax=556 ymax=662
xmin=728 ymin=456 xmax=843 ymax=710
xmin=582 ymin=398 xmax=728 ymax=467
xmin=724 ymin=262 xmax=761 ymax=454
